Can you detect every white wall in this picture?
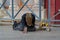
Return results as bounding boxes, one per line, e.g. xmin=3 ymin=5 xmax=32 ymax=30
xmin=0 ymin=0 xmax=45 ymax=20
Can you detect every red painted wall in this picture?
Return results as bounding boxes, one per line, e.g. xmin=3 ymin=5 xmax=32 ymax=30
xmin=44 ymin=0 xmax=55 ymax=21
xmin=44 ymin=0 xmax=60 ymax=24
xmin=44 ymin=0 xmax=48 ymax=19
xmin=55 ymin=0 xmax=60 ymax=24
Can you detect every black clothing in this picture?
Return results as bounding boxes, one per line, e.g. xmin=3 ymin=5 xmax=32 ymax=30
xmin=13 ymin=13 xmax=36 ymax=31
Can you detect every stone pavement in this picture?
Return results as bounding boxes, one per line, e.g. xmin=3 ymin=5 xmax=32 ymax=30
xmin=0 ymin=26 xmax=60 ymax=40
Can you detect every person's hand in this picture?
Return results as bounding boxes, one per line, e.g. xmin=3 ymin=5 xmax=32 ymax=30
xmin=23 ymin=27 xmax=27 ymax=33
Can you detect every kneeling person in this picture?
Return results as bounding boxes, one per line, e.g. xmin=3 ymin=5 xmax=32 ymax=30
xmin=13 ymin=13 xmax=36 ymax=33
xmin=22 ymin=13 xmax=36 ymax=33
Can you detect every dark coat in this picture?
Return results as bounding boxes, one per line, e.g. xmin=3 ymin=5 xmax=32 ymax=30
xmin=21 ymin=13 xmax=36 ymax=31
xmin=13 ymin=13 xmax=36 ymax=31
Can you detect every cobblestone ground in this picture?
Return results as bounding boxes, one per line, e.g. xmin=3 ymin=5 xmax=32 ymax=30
xmin=0 ymin=26 xmax=60 ymax=40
